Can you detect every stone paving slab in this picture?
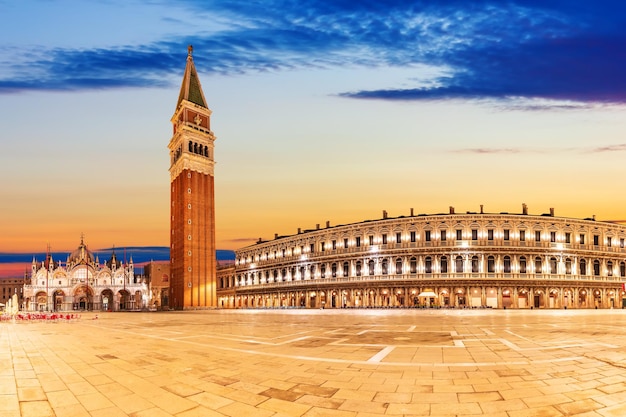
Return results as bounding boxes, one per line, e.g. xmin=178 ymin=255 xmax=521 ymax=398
xmin=2 ymin=309 xmax=626 ymax=416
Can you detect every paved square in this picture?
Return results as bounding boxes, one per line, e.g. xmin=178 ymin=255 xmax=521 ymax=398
xmin=2 ymin=309 xmax=626 ymax=416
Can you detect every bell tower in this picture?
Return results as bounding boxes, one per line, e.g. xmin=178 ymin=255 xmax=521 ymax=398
xmin=168 ymin=45 xmax=217 ymax=309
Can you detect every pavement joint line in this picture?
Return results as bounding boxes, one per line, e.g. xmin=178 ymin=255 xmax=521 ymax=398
xmin=367 ymin=346 xmax=395 ymax=363
xmin=481 ymin=328 xmax=495 ymax=335
xmin=81 ymin=321 xmax=587 ymax=367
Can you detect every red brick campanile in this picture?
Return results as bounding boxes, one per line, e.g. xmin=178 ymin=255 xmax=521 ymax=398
xmin=168 ymin=46 xmax=217 ymax=309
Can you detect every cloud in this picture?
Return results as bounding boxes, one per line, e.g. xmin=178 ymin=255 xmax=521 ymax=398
xmin=455 ymin=148 xmax=523 ymax=154
xmin=0 ymin=0 xmax=625 ymax=104
xmin=454 ymin=142 xmax=626 ymax=155
xmin=591 ymin=144 xmax=626 ymax=153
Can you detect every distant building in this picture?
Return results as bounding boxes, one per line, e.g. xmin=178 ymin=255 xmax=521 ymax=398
xmin=217 ymin=206 xmax=626 ymax=309
xmin=168 ymin=45 xmax=217 ymax=309
xmin=23 ymin=237 xmax=148 ymax=311
xmin=144 ymin=260 xmax=170 ymax=310
xmin=0 ymin=276 xmax=26 ymax=309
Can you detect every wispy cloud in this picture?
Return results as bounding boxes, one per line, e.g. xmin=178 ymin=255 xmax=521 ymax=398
xmin=591 ymin=143 xmax=626 ymax=153
xmin=1 ymin=1 xmax=624 ymax=104
xmin=455 ymin=148 xmax=523 ymax=154
xmin=455 ymin=143 xmax=626 ymax=154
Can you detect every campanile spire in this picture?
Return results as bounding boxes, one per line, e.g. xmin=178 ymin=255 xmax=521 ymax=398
xmin=168 ymin=46 xmax=217 ymax=309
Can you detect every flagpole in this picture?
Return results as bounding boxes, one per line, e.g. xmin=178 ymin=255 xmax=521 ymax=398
xmin=123 ymin=247 xmax=127 ymax=310
xmin=46 ymin=243 xmax=50 ymax=312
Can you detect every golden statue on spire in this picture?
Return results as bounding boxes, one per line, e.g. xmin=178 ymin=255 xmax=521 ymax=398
xmin=188 ymin=45 xmax=193 ymax=57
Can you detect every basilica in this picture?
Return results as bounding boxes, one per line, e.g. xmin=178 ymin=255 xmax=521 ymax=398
xmin=23 ymin=237 xmax=149 ymax=312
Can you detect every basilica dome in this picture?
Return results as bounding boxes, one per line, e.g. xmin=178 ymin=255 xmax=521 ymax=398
xmin=68 ymin=238 xmax=94 ymax=264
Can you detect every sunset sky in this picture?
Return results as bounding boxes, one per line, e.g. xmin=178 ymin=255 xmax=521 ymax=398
xmin=1 ymin=1 xmax=626 ymax=276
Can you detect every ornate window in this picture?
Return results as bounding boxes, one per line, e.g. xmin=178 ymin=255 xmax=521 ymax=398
xmin=440 ymin=256 xmax=448 ymax=273
xmin=425 ymin=257 xmax=432 ymax=274
xmin=455 ymin=256 xmax=463 ymax=273
xmin=503 ymin=256 xmax=511 ymax=273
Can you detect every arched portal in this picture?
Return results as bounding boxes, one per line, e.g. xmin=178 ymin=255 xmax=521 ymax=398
xmin=53 ymin=290 xmax=65 ymax=311
xmin=73 ymin=285 xmax=93 ymax=311
xmin=35 ymin=291 xmax=48 ymax=312
xmin=118 ymin=290 xmax=131 ymax=310
xmin=101 ymin=289 xmax=114 ymax=311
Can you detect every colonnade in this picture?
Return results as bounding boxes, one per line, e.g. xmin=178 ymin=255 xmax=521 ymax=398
xmin=219 ymin=284 xmax=623 ymax=310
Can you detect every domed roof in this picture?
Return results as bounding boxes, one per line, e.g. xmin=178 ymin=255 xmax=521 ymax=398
xmin=69 ymin=236 xmax=94 ymax=264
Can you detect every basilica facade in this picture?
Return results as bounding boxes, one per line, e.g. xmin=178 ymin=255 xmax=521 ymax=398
xmin=23 ymin=237 xmax=149 ymax=312
xmin=217 ymin=206 xmax=626 ymax=309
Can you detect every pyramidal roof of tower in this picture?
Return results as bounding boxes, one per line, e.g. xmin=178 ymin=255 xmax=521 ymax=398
xmin=176 ymin=45 xmax=208 ymax=110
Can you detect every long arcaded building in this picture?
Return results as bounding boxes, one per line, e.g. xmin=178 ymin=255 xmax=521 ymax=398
xmin=217 ymin=205 xmax=626 ymax=309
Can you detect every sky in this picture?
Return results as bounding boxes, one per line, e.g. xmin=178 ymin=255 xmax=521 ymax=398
xmin=1 ymin=0 xmax=626 ymax=276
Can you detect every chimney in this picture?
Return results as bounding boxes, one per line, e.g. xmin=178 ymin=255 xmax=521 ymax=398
xmin=257 ymin=238 xmax=262 ymax=244
xmin=316 ymin=224 xmax=320 ymax=230
xmin=297 ymin=228 xmax=301 ymax=234
xmin=410 ymin=208 xmax=414 ymax=216
xmin=593 ymin=214 xmax=596 ymax=221
xmin=480 ymin=205 xmax=484 ymax=214
xmin=549 ymin=207 xmax=554 ymax=216
xmin=449 ymin=206 xmax=455 ymax=214
xmin=522 ymin=203 xmax=528 ymax=215
xmin=383 ymin=210 xmax=388 ymax=219
xmin=274 ymin=233 xmax=278 ymax=239
xmin=326 ymin=221 xmax=330 ymax=228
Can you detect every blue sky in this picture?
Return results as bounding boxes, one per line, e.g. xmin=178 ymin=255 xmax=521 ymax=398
xmin=1 ymin=0 xmax=626 ymax=271
xmin=2 ymin=1 xmax=625 ymax=103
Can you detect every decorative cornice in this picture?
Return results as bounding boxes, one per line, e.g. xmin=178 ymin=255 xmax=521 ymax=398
xmin=170 ymin=154 xmax=215 ymax=179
